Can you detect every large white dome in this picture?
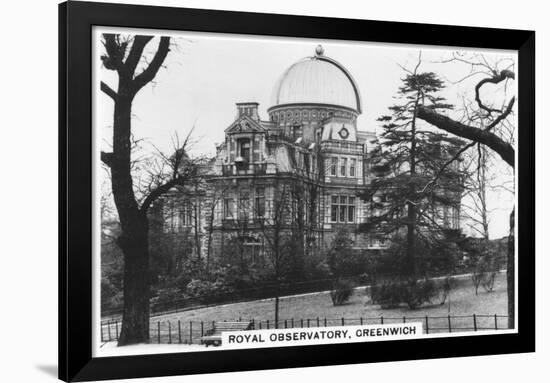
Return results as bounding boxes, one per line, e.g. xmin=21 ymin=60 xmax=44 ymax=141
xmin=270 ymin=46 xmax=362 ymax=113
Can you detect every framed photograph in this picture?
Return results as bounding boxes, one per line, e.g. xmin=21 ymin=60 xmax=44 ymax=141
xmin=59 ymin=1 xmax=535 ymax=381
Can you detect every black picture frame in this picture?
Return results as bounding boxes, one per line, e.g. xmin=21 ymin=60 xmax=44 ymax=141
xmin=59 ymin=1 xmax=535 ymax=381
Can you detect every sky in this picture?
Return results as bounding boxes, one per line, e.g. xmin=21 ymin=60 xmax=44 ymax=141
xmin=95 ymin=27 xmax=517 ymax=239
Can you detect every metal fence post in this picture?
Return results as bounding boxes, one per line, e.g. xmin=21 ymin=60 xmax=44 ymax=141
xmin=317 ymin=317 xmax=320 ymax=327
xmin=168 ymin=322 xmax=172 ymax=344
xmin=178 ymin=320 xmax=182 ymax=343
xmin=494 ymin=314 xmax=498 ymax=330
xmin=107 ymin=321 xmax=112 ymax=341
xmin=380 ymin=316 xmax=384 ymax=325
xmin=284 ymin=319 xmax=287 ymax=328
xmin=342 ymin=318 xmax=345 ymax=326
xmin=201 ymin=321 xmax=204 ymax=337
xmin=157 ymin=321 xmax=161 ymax=344
xmin=448 ymin=315 xmax=452 ymax=333
xmin=324 ymin=317 xmax=327 ymax=327
xmin=307 ymin=319 xmax=310 ymax=328
xmin=267 ymin=320 xmax=270 ymax=329
xmin=403 ymin=316 xmax=406 ymax=324
xmin=473 ymin=314 xmax=477 ymax=331
xmin=301 ymin=319 xmax=303 ymax=328
xmin=360 ymin=317 xmax=363 ymax=325
xmin=115 ymin=321 xmax=119 ymax=340
xmin=291 ymin=318 xmax=294 ymax=328
xmin=190 ymin=321 xmax=193 ymax=344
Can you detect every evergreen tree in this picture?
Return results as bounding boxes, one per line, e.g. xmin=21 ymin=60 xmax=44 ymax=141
xmin=361 ymin=68 xmax=465 ymax=281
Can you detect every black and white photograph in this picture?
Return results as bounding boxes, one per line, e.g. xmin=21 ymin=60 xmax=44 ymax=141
xmin=95 ymin=28 xmax=519 ymax=356
xmin=2 ymin=0 xmax=547 ymax=382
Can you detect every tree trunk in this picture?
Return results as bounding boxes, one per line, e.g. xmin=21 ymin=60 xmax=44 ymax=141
xmin=407 ymin=203 xmax=417 ymax=280
xmin=507 ymin=208 xmax=515 ymax=329
xmin=117 ymin=223 xmax=150 ymax=345
xmin=407 ymin=95 xmax=419 ymax=281
xmin=111 ymin=95 xmax=152 ymax=345
xmin=274 ymin=295 xmax=279 ymax=329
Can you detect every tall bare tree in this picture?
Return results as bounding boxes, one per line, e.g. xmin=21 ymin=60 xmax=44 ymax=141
xmin=100 ymin=34 xmax=199 ymax=345
xmin=416 ymin=53 xmax=516 ymax=328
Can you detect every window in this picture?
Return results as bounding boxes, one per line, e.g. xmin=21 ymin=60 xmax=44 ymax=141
xmin=238 ymin=139 xmax=251 ymax=162
xmin=340 ymin=158 xmax=347 ymax=177
xmin=292 ymin=125 xmax=301 ymax=139
xmin=348 ymin=197 xmax=356 ymax=223
xmin=330 ymin=195 xmax=356 ymax=223
xmin=331 ymin=196 xmax=338 ymax=222
xmin=255 ymin=187 xmax=265 ymax=218
xmin=330 ymin=157 xmax=338 ymax=176
xmin=223 ymin=198 xmax=233 ymax=218
xmin=239 ymin=192 xmax=250 ymax=220
xmin=178 ymin=201 xmax=193 ymax=228
xmin=350 ymin=158 xmax=356 ymax=177
xmin=339 ymin=196 xmax=347 ymax=222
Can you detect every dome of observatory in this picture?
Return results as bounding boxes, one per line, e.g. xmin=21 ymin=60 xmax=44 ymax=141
xmin=270 ymin=45 xmax=362 ymax=113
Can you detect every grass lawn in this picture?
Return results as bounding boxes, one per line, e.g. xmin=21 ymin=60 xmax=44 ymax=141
xmin=99 ymin=272 xmax=509 ymax=343
xmin=101 ymin=273 xmax=509 ymax=344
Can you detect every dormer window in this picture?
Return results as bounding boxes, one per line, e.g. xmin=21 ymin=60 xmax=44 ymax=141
xmin=237 ymin=138 xmax=251 ymax=162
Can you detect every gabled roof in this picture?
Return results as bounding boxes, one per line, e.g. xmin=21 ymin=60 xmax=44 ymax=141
xmin=225 ymin=114 xmax=266 ymax=134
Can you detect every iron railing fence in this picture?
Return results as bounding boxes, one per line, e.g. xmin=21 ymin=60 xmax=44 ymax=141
xmin=101 ymin=314 xmax=509 ymax=345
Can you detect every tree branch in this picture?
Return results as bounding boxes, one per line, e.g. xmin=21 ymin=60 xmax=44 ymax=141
xmin=475 ymin=69 xmax=515 ymax=114
xmin=101 ymin=34 xmax=126 ymax=73
xmin=132 ymin=37 xmax=170 ymax=93
xmin=417 ymin=106 xmax=515 ymax=167
xmin=100 ymin=81 xmax=118 ymax=101
xmin=140 ymin=176 xmax=182 ymax=214
xmin=124 ymin=36 xmax=154 ymax=76
xmin=101 ymin=151 xmax=114 ymax=167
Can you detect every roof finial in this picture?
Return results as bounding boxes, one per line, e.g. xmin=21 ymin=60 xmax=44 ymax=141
xmin=315 ymin=44 xmax=324 ymax=56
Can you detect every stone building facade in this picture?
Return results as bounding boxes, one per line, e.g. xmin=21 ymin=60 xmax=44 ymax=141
xmin=154 ymin=45 xmax=459 ymax=267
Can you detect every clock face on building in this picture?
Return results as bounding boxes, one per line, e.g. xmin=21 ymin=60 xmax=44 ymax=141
xmin=339 ymin=127 xmax=349 ymax=139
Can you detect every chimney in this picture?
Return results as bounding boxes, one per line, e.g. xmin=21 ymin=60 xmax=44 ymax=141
xmin=236 ymin=102 xmax=260 ymax=121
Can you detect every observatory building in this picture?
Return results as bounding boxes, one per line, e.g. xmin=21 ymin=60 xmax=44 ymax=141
xmin=156 ymin=45 xmax=458 ymax=265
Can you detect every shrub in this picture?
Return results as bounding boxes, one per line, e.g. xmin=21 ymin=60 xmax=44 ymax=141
xmin=151 ymin=287 xmax=184 ymax=311
xmin=472 ymin=254 xmax=497 ymax=295
xmin=330 ymin=279 xmax=354 ymax=306
xmin=327 ymin=229 xmax=367 ymax=278
xmin=403 ymin=279 xmax=437 ymax=309
xmin=370 ymin=280 xmax=403 ymax=309
xmin=482 ymin=271 xmax=496 ymax=292
xmin=437 ymin=276 xmax=454 ymax=305
xmin=370 ymin=278 xmax=438 ymax=310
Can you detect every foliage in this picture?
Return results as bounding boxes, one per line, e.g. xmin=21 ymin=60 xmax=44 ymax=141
xmin=371 ymin=233 xmax=459 ymax=279
xmin=472 ymin=251 xmax=498 ymax=295
xmin=360 ymin=67 xmax=465 ymax=288
xmin=100 ymin=222 xmax=125 ymax=313
xmin=330 ymin=279 xmax=355 ymax=306
xmin=327 ymin=229 xmax=367 ymax=278
xmin=370 ymin=278 xmax=438 ymax=310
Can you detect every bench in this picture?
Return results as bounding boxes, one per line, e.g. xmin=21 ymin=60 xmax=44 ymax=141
xmin=201 ymin=321 xmax=254 ymax=347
